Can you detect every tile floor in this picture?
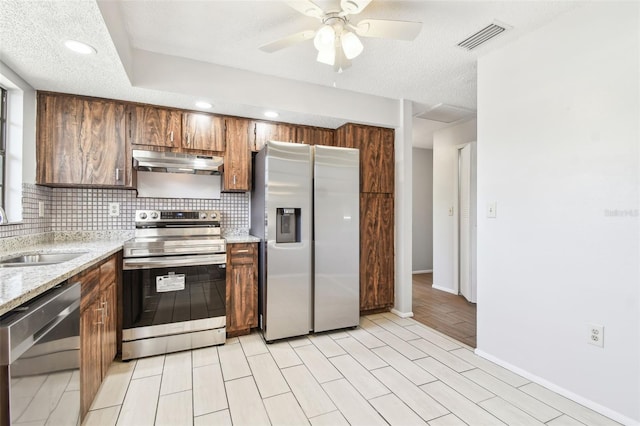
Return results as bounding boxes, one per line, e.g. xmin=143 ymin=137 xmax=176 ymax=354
xmin=84 ymin=313 xmax=620 ymax=426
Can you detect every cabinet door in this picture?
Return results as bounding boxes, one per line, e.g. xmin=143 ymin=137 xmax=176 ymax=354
xmin=252 ymin=121 xmax=298 ymax=151
xmin=360 ymin=193 xmax=394 ymax=311
xmin=296 ymin=126 xmax=335 ymax=146
xmin=80 ymin=301 xmax=103 ymax=419
xmin=37 ymin=93 xmax=128 ymax=186
xmin=224 ymin=117 xmax=251 ymax=191
xmin=228 ymin=264 xmax=258 ymax=331
xmin=101 ymin=281 xmax=117 ymax=377
xmin=129 ymin=104 xmax=181 ymax=148
xmin=338 ymin=124 xmax=394 ymax=193
xmin=183 ymin=112 xmax=225 ymax=151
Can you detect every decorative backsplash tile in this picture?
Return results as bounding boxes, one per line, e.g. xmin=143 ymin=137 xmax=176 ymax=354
xmin=0 ymin=184 xmax=250 ymax=240
xmin=0 ymin=184 xmax=52 ymax=239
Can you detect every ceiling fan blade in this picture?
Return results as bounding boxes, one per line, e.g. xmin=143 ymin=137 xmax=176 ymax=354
xmin=355 ymin=19 xmax=422 ymax=40
xmin=259 ymin=30 xmax=316 ymax=53
xmin=340 ymin=0 xmax=372 ymax=15
xmin=285 ymin=0 xmax=324 ymax=18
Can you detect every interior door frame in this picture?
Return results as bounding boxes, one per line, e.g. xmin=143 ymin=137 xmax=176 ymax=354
xmin=452 ymin=141 xmax=477 ymax=303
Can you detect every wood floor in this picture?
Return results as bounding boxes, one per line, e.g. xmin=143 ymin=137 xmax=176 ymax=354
xmin=412 ymin=273 xmax=477 ymax=348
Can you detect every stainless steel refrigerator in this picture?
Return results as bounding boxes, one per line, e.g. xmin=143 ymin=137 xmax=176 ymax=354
xmin=251 ymin=140 xmax=360 ymax=342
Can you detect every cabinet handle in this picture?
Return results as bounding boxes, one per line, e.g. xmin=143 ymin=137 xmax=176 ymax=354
xmin=102 ymin=300 xmax=108 ymax=318
xmin=235 ymin=249 xmax=249 ymax=253
xmin=235 ymin=271 xmax=239 ymax=285
xmin=233 ymin=175 xmax=236 ymax=185
xmin=170 ymin=131 xmax=174 ymax=142
xmin=115 ymin=168 xmax=120 ymax=182
xmin=95 ymin=307 xmax=104 ymax=325
xmin=186 ymin=134 xmax=190 ymax=146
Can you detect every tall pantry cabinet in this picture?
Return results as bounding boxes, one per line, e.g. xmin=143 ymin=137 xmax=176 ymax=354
xmin=335 ymin=123 xmax=395 ymax=312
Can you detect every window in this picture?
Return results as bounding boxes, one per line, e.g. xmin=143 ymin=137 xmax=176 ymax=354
xmin=0 ymin=86 xmax=6 ymax=210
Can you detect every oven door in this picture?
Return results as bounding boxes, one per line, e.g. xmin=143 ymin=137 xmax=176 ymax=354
xmin=122 ymin=255 xmax=226 ymax=340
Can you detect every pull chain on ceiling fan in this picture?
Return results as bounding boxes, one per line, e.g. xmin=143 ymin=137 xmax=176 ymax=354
xmin=260 ymin=0 xmax=422 ymax=73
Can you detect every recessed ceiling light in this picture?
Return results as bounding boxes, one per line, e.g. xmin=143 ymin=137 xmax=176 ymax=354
xmin=64 ymin=40 xmax=97 ymax=55
xmin=264 ymin=111 xmax=279 ymax=118
xmin=195 ymin=101 xmax=212 ymax=109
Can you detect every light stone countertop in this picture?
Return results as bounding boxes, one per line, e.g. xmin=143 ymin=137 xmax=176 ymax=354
xmin=224 ymin=235 xmax=261 ymax=244
xmin=0 ymin=238 xmax=129 ymax=316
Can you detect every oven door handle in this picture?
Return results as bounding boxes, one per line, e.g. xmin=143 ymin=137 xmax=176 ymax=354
xmin=123 ymin=254 xmax=226 ymax=270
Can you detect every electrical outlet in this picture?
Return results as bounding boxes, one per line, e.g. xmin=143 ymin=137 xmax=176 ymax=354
xmin=588 ymin=324 xmax=604 ymax=347
xmin=38 ymin=201 xmax=45 ymax=218
xmin=108 ymin=202 xmax=120 ymax=217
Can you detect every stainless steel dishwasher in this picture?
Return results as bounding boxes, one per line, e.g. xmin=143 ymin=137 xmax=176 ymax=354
xmin=0 ymin=280 xmax=81 ymax=425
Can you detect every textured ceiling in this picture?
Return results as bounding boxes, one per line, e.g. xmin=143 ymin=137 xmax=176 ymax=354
xmin=0 ymin=0 xmax=581 ymax=148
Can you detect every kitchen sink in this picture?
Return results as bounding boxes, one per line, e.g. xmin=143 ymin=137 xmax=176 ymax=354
xmin=0 ymin=252 xmax=88 ymax=267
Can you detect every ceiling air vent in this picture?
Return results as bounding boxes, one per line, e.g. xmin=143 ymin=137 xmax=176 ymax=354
xmin=457 ymin=22 xmax=508 ymax=50
xmin=415 ymin=103 xmax=475 ymax=123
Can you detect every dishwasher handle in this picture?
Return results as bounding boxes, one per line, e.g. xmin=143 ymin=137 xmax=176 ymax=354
xmin=0 ymin=281 xmax=81 ymax=366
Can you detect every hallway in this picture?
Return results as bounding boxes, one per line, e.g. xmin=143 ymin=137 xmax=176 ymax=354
xmin=412 ymin=273 xmax=477 ymax=348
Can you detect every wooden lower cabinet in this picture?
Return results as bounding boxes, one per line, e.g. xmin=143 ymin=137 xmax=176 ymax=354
xmin=79 ymin=254 xmax=119 ymax=420
xmin=360 ymin=193 xmax=395 ymax=311
xmin=226 ymin=243 xmax=258 ymax=336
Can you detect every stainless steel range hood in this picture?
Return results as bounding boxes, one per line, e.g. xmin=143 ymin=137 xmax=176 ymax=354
xmin=133 ymin=149 xmax=223 ymax=175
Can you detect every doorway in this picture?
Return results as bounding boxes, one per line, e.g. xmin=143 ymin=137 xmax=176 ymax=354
xmin=412 ymin=273 xmax=476 ymax=347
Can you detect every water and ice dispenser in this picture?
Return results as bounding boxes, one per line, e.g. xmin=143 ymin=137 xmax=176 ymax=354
xmin=276 ymin=208 xmax=301 ymax=243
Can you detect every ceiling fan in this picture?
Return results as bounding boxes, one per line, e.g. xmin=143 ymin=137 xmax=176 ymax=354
xmin=259 ymin=0 xmax=422 ymax=72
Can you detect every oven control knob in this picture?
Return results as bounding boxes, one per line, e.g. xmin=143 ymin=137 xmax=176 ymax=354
xmin=200 ymin=212 xmax=207 ymax=219
xmin=139 ymin=212 xmax=147 ymax=220
xmin=211 ymin=212 xmax=218 ymax=220
xmin=150 ymin=212 xmax=159 ymax=220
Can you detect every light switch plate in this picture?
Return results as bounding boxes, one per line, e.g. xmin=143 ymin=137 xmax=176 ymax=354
xmin=38 ymin=201 xmax=45 ymax=218
xmin=487 ymin=201 xmax=497 ymax=218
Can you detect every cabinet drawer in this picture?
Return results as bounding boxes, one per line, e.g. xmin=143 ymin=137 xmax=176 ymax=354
xmin=229 ymin=243 xmax=256 ymax=265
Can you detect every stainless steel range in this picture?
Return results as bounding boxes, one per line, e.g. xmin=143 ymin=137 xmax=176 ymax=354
xmin=122 ymin=210 xmax=226 ymax=360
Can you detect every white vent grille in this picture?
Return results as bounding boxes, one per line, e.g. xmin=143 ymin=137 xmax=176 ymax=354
xmin=457 ymin=23 xmax=507 ymax=50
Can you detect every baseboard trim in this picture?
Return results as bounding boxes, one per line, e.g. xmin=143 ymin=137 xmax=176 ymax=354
xmin=432 ymin=284 xmax=458 ymax=295
xmin=474 ymin=349 xmax=639 ymax=426
xmin=412 ymin=269 xmax=432 ymax=274
xmin=390 ymin=309 xmax=414 ymax=318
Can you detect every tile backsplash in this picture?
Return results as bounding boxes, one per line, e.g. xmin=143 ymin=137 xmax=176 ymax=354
xmin=0 ymin=183 xmax=250 ymax=239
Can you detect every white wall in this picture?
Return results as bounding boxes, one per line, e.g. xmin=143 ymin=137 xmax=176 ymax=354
xmin=476 ymin=3 xmax=639 ymax=423
xmin=432 ymin=119 xmax=477 ymax=293
xmin=412 ymin=148 xmax=433 ymax=272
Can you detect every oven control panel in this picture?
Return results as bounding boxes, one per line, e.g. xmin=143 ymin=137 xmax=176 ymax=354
xmin=135 ymin=210 xmax=221 ymax=223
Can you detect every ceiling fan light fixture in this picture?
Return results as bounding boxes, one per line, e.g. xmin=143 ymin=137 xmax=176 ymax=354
xmin=341 ymin=31 xmax=363 ymax=59
xmin=316 ymin=48 xmax=335 ymax=66
xmin=313 ymin=25 xmax=335 ymax=52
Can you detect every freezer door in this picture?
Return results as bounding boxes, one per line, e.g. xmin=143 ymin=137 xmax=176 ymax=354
xmin=264 ymin=141 xmax=313 ymax=341
xmin=313 ymin=145 xmax=360 ymax=332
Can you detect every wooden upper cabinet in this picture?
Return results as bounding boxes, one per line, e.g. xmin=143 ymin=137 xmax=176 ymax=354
xmin=224 ymin=117 xmax=251 ymax=192
xmin=129 ymin=104 xmax=181 ymax=148
xmin=337 ymin=123 xmax=394 ymax=194
xmin=252 ymin=121 xmax=298 ymax=151
xmin=296 ymin=126 xmax=335 ymax=146
xmin=183 ymin=112 xmax=225 ymax=151
xmin=37 ymin=93 xmax=129 ymax=187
